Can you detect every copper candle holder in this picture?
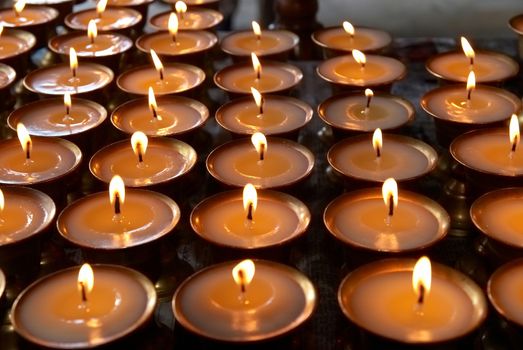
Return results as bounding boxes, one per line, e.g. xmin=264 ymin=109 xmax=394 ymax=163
xmin=149 ymin=9 xmax=223 ymax=31
xmin=0 ymin=5 xmax=58 ymax=47
xmin=509 ymin=14 xmax=523 ymax=61
xmin=0 ymin=62 xmax=16 ymax=105
xmin=0 ymin=28 xmax=35 ymax=76
xmin=163 ymin=0 xmax=220 ymax=11
xmin=488 ymin=259 xmax=523 ymax=331
xmin=65 ymin=6 xmax=142 ymax=37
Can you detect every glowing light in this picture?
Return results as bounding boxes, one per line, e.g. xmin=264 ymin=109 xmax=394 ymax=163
xmin=131 ymin=131 xmax=148 ymax=163
xmin=109 ymin=175 xmax=125 ymax=215
xmin=17 ymin=123 xmax=31 ymax=160
xmin=343 ymin=21 xmax=355 ymax=37
xmin=251 ymin=52 xmax=261 ymax=80
xmin=251 ymin=87 xmax=264 ymax=115
xmin=13 ymin=0 xmax=25 ymax=17
xmin=466 ymin=70 xmax=475 ymax=101
xmin=150 ymin=49 xmax=164 ymax=80
xmin=96 ymin=0 xmax=107 ymax=18
xmin=69 ymin=47 xmax=78 ymax=78
xmin=168 ymin=12 xmax=178 ymax=42
xmin=251 ymin=132 xmax=267 ymax=161
xmin=243 ymin=184 xmax=257 ymax=220
xmin=352 ymin=49 xmax=366 ymax=69
xmin=372 ymin=128 xmax=382 ymax=158
xmin=87 ymin=20 xmax=97 ymax=44
xmin=232 ymin=259 xmax=255 ymax=294
xmin=412 ymin=256 xmax=431 ymax=305
xmin=510 ymin=114 xmax=520 ymax=153
xmin=382 ymin=178 xmax=398 ymax=217
xmin=252 ymin=21 xmax=261 ymax=40
xmin=175 ymin=1 xmax=187 ymax=18
xmin=77 ymin=263 xmax=94 ymax=302
xmin=461 ymin=36 xmax=475 ymax=66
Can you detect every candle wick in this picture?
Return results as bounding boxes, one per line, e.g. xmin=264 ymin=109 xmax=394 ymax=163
xmin=25 ymin=141 xmax=30 ymax=160
xmin=238 ymin=270 xmax=246 ymax=294
xmin=417 ymin=284 xmax=425 ymax=305
xmin=388 ymin=194 xmax=394 ymax=217
xmin=467 ymin=88 xmax=472 ymax=101
xmin=512 ymin=136 xmax=519 ymax=152
xmin=159 ymin=68 xmax=164 ymax=81
xmin=247 ymin=202 xmax=253 ymax=221
xmin=470 ymin=57 xmax=474 ymax=68
xmin=259 ymin=144 xmax=265 ymax=161
xmin=256 ymin=34 xmax=261 ymax=42
xmin=360 ymin=63 xmax=365 ymax=70
xmin=72 ymin=67 xmax=77 ymax=79
xmin=172 ymin=34 xmax=177 ymax=44
xmin=114 ymin=193 xmax=121 ymax=215
xmin=138 ymin=150 xmax=143 ymax=163
xmin=79 ymin=281 xmax=87 ymax=302
xmin=375 ymin=146 xmax=381 ymax=159
xmin=259 ymin=98 xmax=264 ymax=115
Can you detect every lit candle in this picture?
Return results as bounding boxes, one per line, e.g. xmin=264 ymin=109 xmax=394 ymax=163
xmin=89 ymin=135 xmax=197 ymax=187
xmin=165 ymin=0 xmax=220 ymax=10
xmin=328 ymin=133 xmax=437 ymax=183
xmin=488 ymin=259 xmax=523 ymax=328
xmin=172 ymin=259 xmax=316 ymax=342
xmin=338 ymin=258 xmax=487 ymax=343
xmin=318 ymin=89 xmax=415 ymax=134
xmin=426 ymin=36 xmax=518 ymax=83
xmin=0 ymin=1 xmax=58 ymax=30
xmin=215 ymin=87 xmax=313 ymax=136
xmin=207 ymin=134 xmax=314 ymax=189
xmin=11 ymin=264 xmax=156 ymax=348
xmin=190 ymin=185 xmax=310 ymax=249
xmin=324 ymin=180 xmax=449 ymax=252
xmin=214 ymin=53 xmax=303 ymax=95
xmin=149 ymin=7 xmax=223 ymax=31
xmin=110 ymin=88 xmax=209 ymax=137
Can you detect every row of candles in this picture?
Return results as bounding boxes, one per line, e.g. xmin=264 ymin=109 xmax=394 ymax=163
xmin=0 ymin=0 xmax=523 ymax=347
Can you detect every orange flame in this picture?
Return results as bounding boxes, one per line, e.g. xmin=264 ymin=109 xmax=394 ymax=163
xmin=131 ymin=131 xmax=148 ymax=162
xmin=232 ymin=259 xmax=255 ymax=292
xmin=17 ymin=123 xmax=31 ymax=159
xmin=109 ymin=175 xmax=125 ymax=214
xmin=87 ymin=20 xmax=97 ymax=44
xmin=0 ymin=189 xmax=4 ymax=212
xmin=252 ymin=21 xmax=261 ymax=40
xmin=175 ymin=1 xmax=187 ymax=16
xmin=96 ymin=0 xmax=107 ymax=17
xmin=412 ymin=256 xmax=431 ymax=304
xmin=168 ymin=12 xmax=178 ymax=41
xmin=510 ymin=114 xmax=520 ymax=152
xmin=352 ymin=49 xmax=366 ymax=68
xmin=343 ymin=21 xmax=355 ymax=37
xmin=251 ymin=132 xmax=267 ymax=161
xmin=372 ymin=128 xmax=382 ymax=158
xmin=13 ymin=0 xmax=25 ymax=16
xmin=150 ymin=49 xmax=164 ymax=80
xmin=78 ymin=263 xmax=94 ymax=302
xmin=382 ymin=178 xmax=398 ymax=215
xmin=251 ymin=52 xmax=261 ymax=80
xmin=69 ymin=47 xmax=78 ymax=78
xmin=243 ymin=184 xmax=257 ymax=220
xmin=461 ymin=36 xmax=475 ymax=65
xmin=251 ymin=87 xmax=264 ymax=114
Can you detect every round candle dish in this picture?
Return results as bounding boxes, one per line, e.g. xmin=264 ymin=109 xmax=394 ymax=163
xmin=214 ymin=60 xmax=302 ymax=96
xmin=488 ymin=259 xmax=523 ymax=329
xmin=421 ymin=84 xmax=521 ymax=147
xmin=26 ymin=0 xmax=75 ymax=25
xmin=318 ymin=92 xmax=414 ymax=137
xmin=117 ymin=63 xmax=205 ymax=97
xmin=164 ymin=0 xmax=220 ymax=10
xmin=0 ymin=62 xmax=16 ymax=103
xmin=149 ymin=9 xmax=223 ymax=31
xmin=11 ymin=264 xmax=156 ymax=349
xmin=426 ymin=50 xmax=518 ymax=84
xmin=509 ymin=14 xmax=523 ymax=60
xmin=215 ymin=95 xmax=313 ymax=138
xmin=324 ymin=188 xmax=449 ymax=253
xmin=65 ymin=7 xmax=142 ymax=34
xmin=312 ymin=25 xmax=392 ymax=58
xmin=206 ymin=137 xmax=314 ymax=189
xmin=0 ymin=28 xmax=35 ymax=75
xmin=0 ymin=5 xmax=58 ymax=46
xmin=0 ymin=268 xmax=5 ymax=301
xmin=317 ymin=54 xmax=406 ymax=92
xmin=172 ymin=259 xmax=316 ymax=342
xmin=107 ymin=0 xmax=155 ymax=28
xmin=328 ymin=134 xmax=437 ymax=186
xmin=339 ymin=258 xmax=487 ymax=344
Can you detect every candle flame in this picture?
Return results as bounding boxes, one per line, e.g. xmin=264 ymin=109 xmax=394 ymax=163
xmin=17 ymin=123 xmax=31 ymax=159
xmin=87 ymin=20 xmax=97 ymax=43
xmin=252 ymin=21 xmax=261 ymax=39
xmin=150 ymin=49 xmax=164 ymax=80
xmin=251 ymin=132 xmax=267 ymax=161
xmin=342 ymin=21 xmax=355 ymax=37
xmin=13 ymin=0 xmax=25 ymax=16
xmin=466 ymin=70 xmax=475 ymax=93
xmin=69 ymin=47 xmax=78 ymax=78
xmin=175 ymin=1 xmax=187 ymax=15
xmin=510 ymin=114 xmax=520 ymax=152
xmin=131 ymin=131 xmax=148 ymax=162
xmin=412 ymin=256 xmax=431 ymax=303
xmin=461 ymin=36 xmax=475 ymax=64
xmin=382 ymin=178 xmax=398 ymax=214
xmin=96 ymin=0 xmax=107 ymax=17
xmin=0 ymin=189 xmax=4 ymax=212
xmin=251 ymin=87 xmax=263 ymax=114
xmin=78 ymin=263 xmax=94 ymax=301
xmin=148 ymin=86 xmax=161 ymax=119
xmin=251 ymin=52 xmax=261 ymax=79
xmin=352 ymin=49 xmax=366 ymax=68
xmin=365 ymin=88 xmax=373 ymax=109
xmin=232 ymin=259 xmax=255 ymax=291
xmin=372 ymin=128 xmax=382 ymax=158
xmin=243 ymin=183 xmax=257 ymax=220
xmin=64 ymin=92 xmax=71 ymax=114
xmin=0 ymin=24 xmax=4 ymax=37
xmin=109 ymin=175 xmax=125 ymax=209
xmin=168 ymin=12 xmax=179 ymax=39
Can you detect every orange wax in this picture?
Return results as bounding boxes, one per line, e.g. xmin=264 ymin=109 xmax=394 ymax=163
xmin=51 ymin=33 xmax=132 ymax=57
xmin=221 ymin=30 xmax=298 ymax=57
xmin=0 ymin=7 xmax=57 ymax=26
xmin=0 ymin=32 xmax=33 ymax=58
xmin=313 ymin=26 xmax=391 ymax=52
xmin=65 ymin=8 xmax=141 ymax=32
xmin=136 ymin=31 xmax=217 ymax=56
xmin=150 ymin=9 xmax=223 ymax=31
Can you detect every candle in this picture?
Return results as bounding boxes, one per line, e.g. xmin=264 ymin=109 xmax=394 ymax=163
xmin=165 ymin=0 xmax=220 ymax=10
xmin=117 ymin=49 xmax=205 ymax=95
xmin=0 ymin=2 xmax=58 ymax=30
xmin=89 ymin=135 xmax=197 ymax=187
xmin=23 ymin=48 xmax=114 ymax=96
xmin=450 ymin=118 xmax=523 ymax=177
xmin=318 ymin=89 xmax=415 ymax=134
xmin=324 ymin=180 xmax=449 ymax=252
xmin=0 ymin=124 xmax=82 ymax=186
xmin=136 ymin=13 xmax=217 ymax=60
xmin=312 ymin=21 xmax=392 ymax=56
xmin=149 ymin=7 xmax=223 ymax=31
xmin=65 ymin=0 xmax=142 ymax=33
xmin=488 ymin=259 xmax=523 ymax=328
xmin=0 ymin=62 xmax=16 ymax=98
xmin=328 ymin=133 xmax=437 ymax=183
xmin=7 ymin=95 xmax=107 ymax=137
xmin=111 ymin=88 xmax=209 ymax=137
xmin=509 ymin=14 xmax=523 ymax=59
xmin=172 ymin=259 xmax=316 ymax=342
xmin=190 ymin=185 xmax=310 ymax=249
xmin=0 ymin=26 xmax=35 ymax=61
xmin=11 ymin=264 xmax=156 ymax=348
xmin=426 ymin=37 xmax=518 ymax=83
xmin=338 ymin=258 xmax=487 ymax=343
xmin=0 ymin=186 xmax=55 ymax=246
xmin=57 ymin=176 xmax=180 ymax=249
xmin=207 ymin=134 xmax=314 ymax=189
xmin=317 ymin=50 xmax=406 ymax=89
xmin=215 ymin=87 xmax=313 ymax=136
xmin=220 ymin=20 xmax=299 ymax=59
xmin=214 ymin=53 xmax=303 ymax=95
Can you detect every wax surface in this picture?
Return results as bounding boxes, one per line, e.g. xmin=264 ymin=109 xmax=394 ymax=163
xmin=9 ymin=98 xmax=106 ymax=136
xmin=343 ymin=270 xmax=475 ymax=342
xmin=326 ymin=193 xmax=442 ymax=251
xmin=59 ymin=191 xmax=178 ymax=248
xmin=329 ymin=136 xmax=432 ymax=181
xmin=217 ymin=96 xmax=311 ymax=135
xmin=137 ymin=31 xmax=216 ymax=55
xmin=208 ymin=139 xmax=313 ymax=188
xmin=14 ymin=267 xmax=151 ymax=347
xmin=0 ymin=8 xmax=56 ymax=26
xmin=489 ymin=262 xmax=523 ymax=326
xmin=314 ymin=27 xmax=391 ymax=52
xmin=175 ymin=262 xmax=313 ymax=341
xmin=108 ymin=0 xmax=151 ymax=6
xmin=423 ymin=85 xmax=519 ymax=124
xmin=66 ymin=8 xmax=141 ymax=31
xmin=192 ymin=191 xmax=308 ymax=248
xmin=318 ymin=55 xmax=405 ymax=86
xmin=0 ymin=138 xmax=79 ymax=184
xmin=0 ymin=34 xmax=31 ymax=58
xmin=452 ymin=130 xmax=523 ymax=176
xmin=90 ymin=139 xmax=195 ymax=187
xmin=321 ymin=95 xmax=412 ymax=131
xmin=117 ymin=65 xmax=204 ymax=95
xmin=427 ymin=52 xmax=518 ymax=83
xmin=221 ymin=30 xmax=297 ymax=56
xmin=151 ymin=9 xmax=223 ymax=30
xmin=53 ymin=34 xmax=132 ymax=57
